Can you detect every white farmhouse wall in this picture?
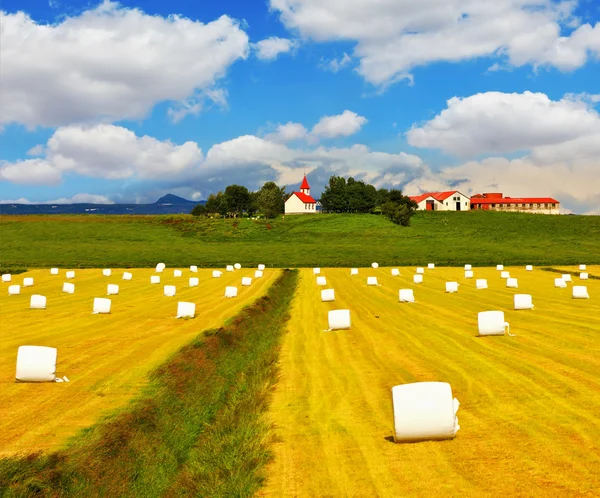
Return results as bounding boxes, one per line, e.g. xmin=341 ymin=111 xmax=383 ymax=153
xmin=437 ymin=193 xmax=470 ymax=211
xmin=285 ymin=194 xmax=316 ymax=214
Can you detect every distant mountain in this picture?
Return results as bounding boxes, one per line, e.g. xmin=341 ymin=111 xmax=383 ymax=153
xmin=0 ymin=194 xmax=204 ymax=215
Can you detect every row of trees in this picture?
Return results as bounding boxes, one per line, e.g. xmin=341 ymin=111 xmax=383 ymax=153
xmin=191 ymin=175 xmax=418 ymax=225
xmin=191 ymin=182 xmax=286 ymax=219
xmin=319 ymin=176 xmax=418 ymax=225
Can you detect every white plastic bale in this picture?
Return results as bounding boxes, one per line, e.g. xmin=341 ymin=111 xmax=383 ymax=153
xmin=313 ymin=268 xmax=321 ymax=275
xmin=350 ymin=268 xmax=359 ymax=275
xmin=464 ymin=264 xmax=472 ymax=270
xmin=391 ymin=269 xmax=400 ymax=276
xmin=562 ymin=274 xmax=572 ymax=282
xmin=526 ymin=265 xmax=533 ymax=271
xmin=478 ymin=311 xmax=510 ymax=336
xmin=164 ymin=285 xmax=176 ymax=297
xmin=391 ymin=382 xmax=459 ymax=443
xmin=321 ymin=289 xmax=335 ymax=302
xmin=156 ymin=263 xmax=165 ymax=273
xmin=428 ymin=263 xmax=435 ymax=269
xmin=151 ymin=275 xmax=161 ymax=284
xmin=93 ymin=297 xmax=111 ymax=314
xmin=476 ymin=279 xmax=488 ymax=289
xmin=189 ymin=277 xmax=199 ymax=287
xmin=23 ymin=277 xmax=34 ymax=287
xmin=66 ymin=271 xmax=75 ymax=279
xmin=555 ymin=278 xmax=566 ymax=288
xmin=50 ymin=268 xmax=59 ymax=275
xmin=446 ymin=282 xmax=459 ymax=293
xmin=8 ymin=285 xmax=21 ymax=295
xmin=234 ymin=263 xmax=242 ymax=270
xmin=316 ymin=276 xmax=327 ymax=286
xmin=367 ymin=277 xmax=378 ymax=286
xmin=579 ymin=264 xmax=586 ymax=271
xmin=258 ymin=264 xmax=266 ymax=271
xmin=506 ymin=278 xmax=518 ymax=288
xmin=227 ymin=265 xmax=234 ymax=272
xmin=416 ymin=267 xmax=424 ymax=274
xmin=413 ymin=274 xmax=423 ymax=284
xmin=107 ymin=284 xmax=119 ymax=295
xmin=500 ymin=271 xmax=510 ymax=279
xmin=399 ymin=289 xmax=415 ymax=303
xmin=496 ymin=264 xmax=504 ymax=271
xmin=2 ymin=274 xmax=11 ymax=282
xmin=464 ymin=270 xmax=474 ymax=279
xmin=62 ymin=282 xmax=75 ymax=294
xmin=15 ymin=346 xmax=57 ymax=382
xmin=173 ymin=270 xmax=182 ymax=277
xmin=372 ymin=262 xmax=379 ymax=269
xmin=212 ymin=271 xmax=222 ymax=278
xmin=572 ymin=286 xmax=590 ymax=299
xmin=254 ymin=270 xmax=263 ymax=278
xmin=102 ymin=269 xmax=111 ymax=277
xmin=176 ymin=301 xmax=196 ymax=318
xmin=190 ymin=265 xmax=198 ymax=273
xmin=225 ymin=286 xmax=238 ymax=298
xmin=328 ymin=309 xmax=351 ymax=330
xmin=242 ymin=277 xmax=252 ymax=286
xmin=580 ymin=272 xmax=588 ymax=280
xmin=123 ymin=272 xmax=133 ymax=280
xmin=30 ymin=295 xmax=47 ymax=309
xmin=514 ymin=294 xmax=534 ymax=310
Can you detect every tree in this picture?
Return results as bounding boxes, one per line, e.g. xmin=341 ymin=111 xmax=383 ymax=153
xmin=223 ymin=184 xmax=250 ymax=217
xmin=205 ymin=192 xmax=229 ymax=216
xmin=190 ymin=204 xmax=207 ymax=216
xmin=320 ymin=176 xmax=348 ymax=213
xmin=257 ymin=181 xmax=286 ymax=218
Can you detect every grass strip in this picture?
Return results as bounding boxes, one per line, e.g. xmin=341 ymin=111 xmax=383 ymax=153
xmin=0 ymin=269 xmax=298 ymax=497
xmin=540 ymin=267 xmax=600 ymax=280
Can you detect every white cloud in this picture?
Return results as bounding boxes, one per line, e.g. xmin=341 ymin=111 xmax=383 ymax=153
xmin=0 ymin=124 xmax=203 ymax=185
xmin=269 ymin=0 xmax=600 ymax=87
xmin=265 ymin=122 xmax=309 ymax=143
xmin=0 ymin=193 xmax=114 ymax=204
xmin=407 ymin=91 xmax=600 ymax=157
xmin=320 ymin=53 xmax=352 ymax=73
xmin=310 ymin=110 xmax=368 ymax=139
xmin=253 ymin=36 xmax=297 ymax=60
xmin=26 ymin=144 xmax=45 ymax=156
xmin=1 ymin=1 xmax=249 ymax=128
xmin=0 ymin=159 xmax=62 ymax=185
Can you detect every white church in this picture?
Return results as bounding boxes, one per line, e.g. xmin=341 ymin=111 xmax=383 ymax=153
xmin=284 ymin=175 xmax=318 ymax=215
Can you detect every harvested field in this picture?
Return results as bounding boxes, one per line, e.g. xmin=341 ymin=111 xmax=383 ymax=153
xmin=0 ymin=267 xmax=279 ymax=457
xmin=263 ymin=266 xmax=600 ymax=497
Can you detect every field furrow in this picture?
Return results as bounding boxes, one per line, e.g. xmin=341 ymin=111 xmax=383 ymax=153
xmin=263 ymin=266 xmax=600 ymax=497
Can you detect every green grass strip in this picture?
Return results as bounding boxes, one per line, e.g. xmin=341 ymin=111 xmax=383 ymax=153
xmin=0 ymin=269 xmax=298 ymax=497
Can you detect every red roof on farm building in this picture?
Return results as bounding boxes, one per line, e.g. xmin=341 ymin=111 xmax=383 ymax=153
xmin=292 ymin=191 xmax=316 ymax=203
xmin=471 ymin=197 xmax=559 ymax=205
xmin=409 ymin=191 xmax=463 ymax=203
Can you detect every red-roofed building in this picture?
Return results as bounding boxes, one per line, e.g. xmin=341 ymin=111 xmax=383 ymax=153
xmin=285 ymin=175 xmax=318 ymax=214
xmin=408 ymin=191 xmax=471 ymax=211
xmin=470 ymin=193 xmax=560 ymax=214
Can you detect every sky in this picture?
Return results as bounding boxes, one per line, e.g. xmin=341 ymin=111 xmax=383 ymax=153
xmin=0 ymin=0 xmax=599 ymax=213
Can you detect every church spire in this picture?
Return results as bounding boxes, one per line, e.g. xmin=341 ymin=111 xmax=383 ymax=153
xmin=300 ymin=175 xmax=310 ymax=195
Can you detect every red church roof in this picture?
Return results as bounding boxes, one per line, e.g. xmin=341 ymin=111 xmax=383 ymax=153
xmin=300 ymin=175 xmax=310 ymax=190
xmin=293 ymin=191 xmax=316 ymax=203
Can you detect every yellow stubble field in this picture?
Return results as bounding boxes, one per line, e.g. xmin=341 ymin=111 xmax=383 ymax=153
xmin=0 ymin=267 xmax=279 ymax=457
xmin=263 ymin=266 xmax=600 ymax=497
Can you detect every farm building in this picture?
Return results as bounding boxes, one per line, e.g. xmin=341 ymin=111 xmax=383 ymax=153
xmin=409 ymin=191 xmax=471 ymax=211
xmin=470 ymin=193 xmax=560 ymax=214
xmin=285 ymin=175 xmax=318 ymax=215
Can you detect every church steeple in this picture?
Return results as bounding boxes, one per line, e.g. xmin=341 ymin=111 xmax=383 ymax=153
xmin=300 ymin=175 xmax=310 ymax=195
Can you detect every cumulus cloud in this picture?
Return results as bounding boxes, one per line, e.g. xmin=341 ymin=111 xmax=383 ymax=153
xmin=320 ymin=53 xmax=352 ymax=73
xmin=269 ymin=0 xmax=600 ymax=87
xmin=265 ymin=122 xmax=309 ymax=143
xmin=1 ymin=1 xmax=249 ymax=128
xmin=310 ymin=110 xmax=367 ymax=139
xmin=407 ymin=91 xmax=600 ymax=157
xmin=253 ymin=36 xmax=297 ymax=60
xmin=26 ymin=144 xmax=45 ymax=156
xmin=0 ymin=193 xmax=114 ymax=204
xmin=0 ymin=124 xmax=203 ymax=185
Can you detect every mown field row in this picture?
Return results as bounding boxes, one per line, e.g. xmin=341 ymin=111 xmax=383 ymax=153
xmin=263 ymin=266 xmax=600 ymax=497
xmin=0 ymin=267 xmax=279 ymax=457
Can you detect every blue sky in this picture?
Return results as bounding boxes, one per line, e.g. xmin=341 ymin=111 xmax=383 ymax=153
xmin=0 ymin=0 xmax=599 ymax=212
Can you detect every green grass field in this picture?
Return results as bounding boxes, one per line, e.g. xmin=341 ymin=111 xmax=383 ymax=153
xmin=1 ymin=211 xmax=599 ymax=271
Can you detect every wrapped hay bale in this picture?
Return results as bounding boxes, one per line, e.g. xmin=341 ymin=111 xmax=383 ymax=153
xmin=225 ymin=286 xmax=238 ymax=298
xmin=413 ymin=274 xmax=423 ymax=284
xmin=102 ymin=269 xmax=111 ymax=277
xmin=391 ymin=269 xmax=400 ymax=276
xmin=156 ymin=263 xmax=166 ymax=273
xmin=66 ymin=271 xmax=75 ymax=279
xmin=506 ymin=278 xmax=518 ymax=288
xmin=464 ymin=264 xmax=472 ymax=271
xmin=93 ymin=297 xmax=111 ymax=314
xmin=371 ymin=262 xmax=379 ymax=269
xmin=391 ymin=382 xmax=459 ymax=443
xmin=464 ymin=270 xmax=474 ymax=279
xmin=164 ymin=285 xmax=176 ymax=297
xmin=176 ymin=302 xmax=196 ymax=318
xmin=50 ymin=268 xmax=59 ymax=275
xmin=428 ymin=263 xmax=435 ymax=269
xmin=572 ymin=286 xmax=589 ymax=299
xmin=2 ymin=274 xmax=12 ymax=282
xmin=190 ymin=265 xmax=198 ymax=273
xmin=496 ymin=264 xmax=504 ymax=271
xmin=123 ymin=272 xmax=133 ymax=281
xmin=151 ymin=275 xmax=160 ymax=284
xmin=227 ymin=265 xmax=234 ymax=272
xmin=62 ymin=282 xmax=75 ymax=294
xmin=555 ymin=278 xmax=567 ymax=288
xmin=478 ymin=311 xmax=510 ymax=336
xmin=189 ymin=277 xmax=199 ymax=287
xmin=321 ymin=289 xmax=335 ymax=302
xmin=316 ymin=276 xmax=327 ymax=286
xmin=30 ymin=295 xmax=46 ymax=309
xmin=234 ymin=263 xmax=241 ymax=270
xmin=350 ymin=268 xmax=359 ymax=275
xmin=313 ymin=268 xmax=321 ymax=275
xmin=580 ymin=272 xmax=588 ymax=280
xmin=258 ymin=264 xmax=266 ymax=271
xmin=416 ymin=267 xmax=424 ymax=274
xmin=255 ymin=270 xmax=263 ymax=278
xmin=446 ymin=282 xmax=459 ymax=293
xmin=500 ymin=271 xmax=510 ymax=279
xmin=327 ymin=309 xmax=351 ymax=330
xmin=8 ymin=284 xmax=21 ymax=295
xmin=562 ymin=274 xmax=572 ymax=282
xmin=367 ymin=277 xmax=378 ymax=286
xmin=579 ymin=264 xmax=586 ymax=271
xmin=476 ymin=279 xmax=488 ymax=289
xmin=16 ymin=346 xmax=57 ymax=382
xmin=107 ymin=284 xmax=119 ymax=295
xmin=173 ymin=270 xmax=182 ymax=277
xmin=212 ymin=271 xmax=222 ymax=278
xmin=526 ymin=265 xmax=533 ymax=271
xmin=242 ymin=277 xmax=252 ymax=286
xmin=23 ymin=277 xmax=34 ymax=287
xmin=399 ymin=289 xmax=415 ymax=303
xmin=514 ymin=294 xmax=534 ymax=310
